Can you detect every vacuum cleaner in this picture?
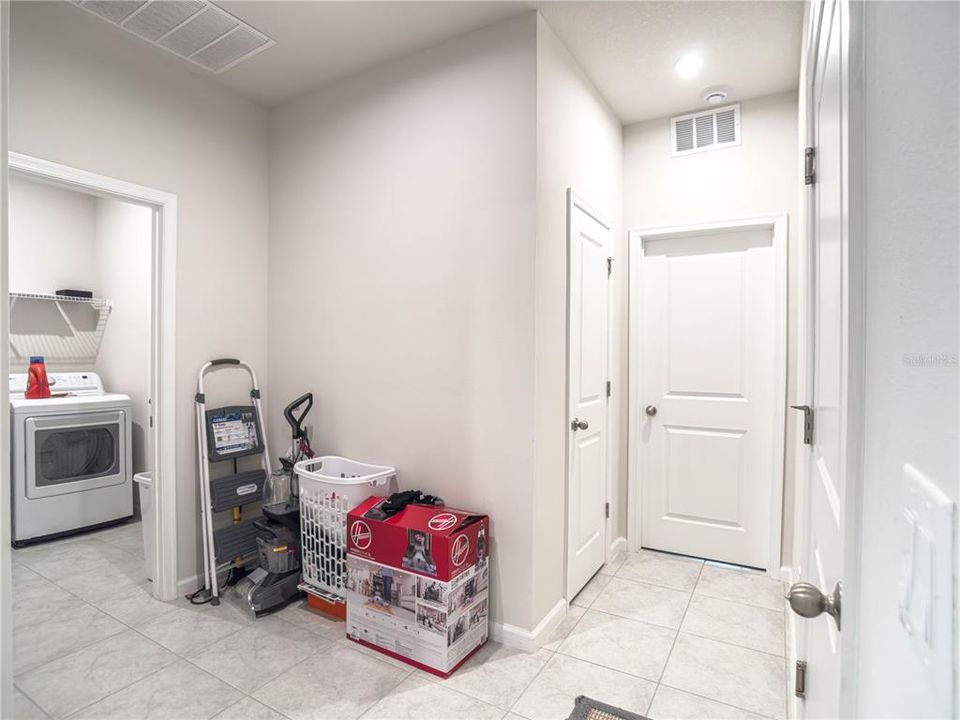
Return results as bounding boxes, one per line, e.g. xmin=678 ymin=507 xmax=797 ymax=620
xmin=229 ymin=393 xmax=315 ymax=617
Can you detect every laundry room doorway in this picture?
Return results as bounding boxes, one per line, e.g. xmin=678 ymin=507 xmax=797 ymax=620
xmin=5 ymin=152 xmax=178 ymax=602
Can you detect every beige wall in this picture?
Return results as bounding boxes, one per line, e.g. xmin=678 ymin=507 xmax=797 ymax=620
xmin=623 ymin=91 xmax=800 ymax=564
xmin=534 ymin=16 xmax=623 ymax=620
xmin=268 ymin=14 xmax=539 ymax=630
xmin=9 ymin=1 xmax=270 ymax=588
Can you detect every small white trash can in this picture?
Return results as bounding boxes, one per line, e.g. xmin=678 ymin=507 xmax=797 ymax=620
xmin=133 ymin=472 xmax=156 ymax=583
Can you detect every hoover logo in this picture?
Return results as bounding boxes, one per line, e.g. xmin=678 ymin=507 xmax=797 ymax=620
xmin=350 ymin=520 xmax=372 ymax=550
xmin=428 ymin=513 xmax=458 ymax=532
xmin=451 ymin=534 xmax=470 ymax=567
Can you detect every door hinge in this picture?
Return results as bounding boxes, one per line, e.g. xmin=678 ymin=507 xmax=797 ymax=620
xmin=804 ymin=146 xmax=816 ymax=185
xmin=607 ymin=256 xmax=613 ymax=276
xmin=606 ymin=380 xmax=611 ymax=398
xmin=795 ymin=660 xmax=807 ymax=699
xmin=605 ymin=502 xmax=610 ymax=519
xmin=149 ymin=416 xmax=153 ymax=428
xmin=790 ymin=405 xmax=814 ymax=445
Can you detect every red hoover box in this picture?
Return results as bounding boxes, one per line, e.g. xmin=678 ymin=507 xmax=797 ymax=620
xmin=345 ymin=497 xmax=489 ymax=677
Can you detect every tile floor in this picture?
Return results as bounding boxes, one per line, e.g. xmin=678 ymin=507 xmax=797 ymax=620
xmin=12 ymin=525 xmax=787 ymax=720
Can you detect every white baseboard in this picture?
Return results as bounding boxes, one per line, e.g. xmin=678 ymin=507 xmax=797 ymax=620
xmin=609 ymin=535 xmax=627 ymax=556
xmin=490 ymin=598 xmax=567 ymax=653
xmin=176 ymin=574 xmax=201 ymax=598
xmin=782 ymin=564 xmax=798 ymax=720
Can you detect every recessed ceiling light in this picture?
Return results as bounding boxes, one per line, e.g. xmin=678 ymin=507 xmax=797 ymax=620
xmin=674 ymin=54 xmax=703 ymax=79
xmin=702 ymin=86 xmax=730 ymax=104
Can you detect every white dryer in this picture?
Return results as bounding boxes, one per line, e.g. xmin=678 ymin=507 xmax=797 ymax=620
xmin=9 ymin=372 xmax=133 ymax=546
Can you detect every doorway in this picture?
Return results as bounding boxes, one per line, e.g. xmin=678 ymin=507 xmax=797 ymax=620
xmin=628 ymin=216 xmax=787 ymax=573
xmin=566 ymin=191 xmax=613 ymax=600
xmin=5 ymin=152 xmax=178 ymax=603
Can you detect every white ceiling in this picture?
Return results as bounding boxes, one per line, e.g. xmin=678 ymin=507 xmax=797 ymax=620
xmin=211 ymin=1 xmax=534 ymax=107
xmin=66 ymin=1 xmax=803 ymax=122
xmin=538 ymin=1 xmax=804 ymax=124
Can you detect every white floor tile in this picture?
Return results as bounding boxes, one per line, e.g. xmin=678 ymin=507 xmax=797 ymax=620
xmin=96 ymin=522 xmax=146 ymax=555
xmin=254 ymin=641 xmax=410 ymax=720
xmin=338 ymin=637 xmax=419 ymax=671
xmin=363 ymin=674 xmax=504 ymax=719
xmin=616 ymin=551 xmax=703 ymax=592
xmin=604 ymin=550 xmax=628 ymax=574
xmin=681 ymin=595 xmax=785 ymax=656
xmin=12 ymin=565 xmax=82 ymax=630
xmin=274 ymin=598 xmax=347 ymax=640
xmin=16 ymin=630 xmax=176 ymax=719
xmin=571 ymin=572 xmax=613 ymax=608
xmin=542 ymin=604 xmax=586 ymax=651
xmin=695 ymin=565 xmax=785 ymax=611
xmin=591 ymin=577 xmax=690 ymax=629
xmin=417 ymin=642 xmax=552 ymax=710
xmin=14 ymin=538 xmax=132 ymax=580
xmin=94 ymin=585 xmax=177 ymax=628
xmin=13 ymin=601 xmax=127 ymax=675
xmin=511 ymin=653 xmax=656 ymax=720
xmin=13 ymin=688 xmax=49 ymax=720
xmin=648 ymin=685 xmax=767 ymax=719
xmin=139 ymin=605 xmax=249 ymax=656
xmin=660 ymin=633 xmax=786 ymax=719
xmin=213 ymin=696 xmax=289 ymax=720
xmin=557 ymin=609 xmax=676 ymax=682
xmin=54 ymin=555 xmax=147 ymax=603
xmin=189 ymin=615 xmax=327 ymax=693
xmin=70 ymin=660 xmax=242 ymax=720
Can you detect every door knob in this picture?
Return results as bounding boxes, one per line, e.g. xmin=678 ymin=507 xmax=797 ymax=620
xmin=571 ymin=418 xmax=589 ymax=431
xmin=786 ymin=581 xmax=842 ymax=630
xmin=645 ymin=405 xmax=658 ymax=417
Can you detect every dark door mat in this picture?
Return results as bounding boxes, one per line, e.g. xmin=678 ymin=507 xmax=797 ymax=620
xmin=567 ymin=695 xmax=650 ymax=720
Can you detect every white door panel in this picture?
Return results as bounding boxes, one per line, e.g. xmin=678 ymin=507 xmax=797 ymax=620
xmin=641 ymin=228 xmax=777 ymax=569
xmin=567 ymin=194 xmax=610 ymax=600
xmin=797 ymin=0 xmax=845 ymax=716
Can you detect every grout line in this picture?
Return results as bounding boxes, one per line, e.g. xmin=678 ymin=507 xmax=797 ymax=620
xmin=672 ymin=628 xmax=787 ymax=660
xmin=692 ymin=587 xmax=786 ymax=613
xmin=60 ymin=654 xmax=176 ymax=720
xmin=655 ymin=562 xmax=702 ymax=685
xmin=657 ymin=682 xmax=783 ymax=720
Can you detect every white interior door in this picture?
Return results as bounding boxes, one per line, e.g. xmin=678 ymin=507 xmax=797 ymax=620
xmin=795 ymin=0 xmax=845 ymax=716
xmin=566 ymin=193 xmax=610 ymax=600
xmin=639 ymin=223 xmax=781 ymax=569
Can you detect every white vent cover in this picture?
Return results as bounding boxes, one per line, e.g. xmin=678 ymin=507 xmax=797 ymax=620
xmin=671 ymin=104 xmax=741 ymax=156
xmin=75 ymin=0 xmax=274 ymax=73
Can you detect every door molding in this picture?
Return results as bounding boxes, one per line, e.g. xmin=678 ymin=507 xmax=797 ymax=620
xmin=627 ymin=213 xmax=789 ymax=577
xmin=565 ymin=189 xmax=613 ymax=601
xmin=7 ymin=151 xmax=179 ymax=602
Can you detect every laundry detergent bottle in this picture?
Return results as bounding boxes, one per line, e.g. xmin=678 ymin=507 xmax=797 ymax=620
xmin=25 ymin=356 xmax=51 ymax=399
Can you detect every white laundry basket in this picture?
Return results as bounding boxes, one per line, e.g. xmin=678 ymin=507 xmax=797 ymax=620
xmin=295 ymin=456 xmax=397 ymax=602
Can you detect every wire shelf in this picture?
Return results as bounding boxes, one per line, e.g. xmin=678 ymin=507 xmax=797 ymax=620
xmin=8 ymin=291 xmax=113 ymax=364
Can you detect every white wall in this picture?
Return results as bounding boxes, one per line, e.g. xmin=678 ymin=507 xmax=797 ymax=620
xmin=8 ymin=176 xmax=98 ymax=294
xmin=94 ymin=197 xmax=152 ymax=476
xmin=534 ymin=16 xmax=623 ymax=621
xmin=855 ymin=2 xmax=958 ymax=716
xmin=623 ymin=91 xmax=800 ymax=565
xmin=9 ymin=1 xmax=270 ymax=589
xmin=268 ymin=14 xmax=539 ymax=630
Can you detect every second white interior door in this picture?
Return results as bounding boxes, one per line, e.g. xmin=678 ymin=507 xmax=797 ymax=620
xmin=567 ymin=193 xmax=611 ymax=599
xmin=639 ymin=224 xmax=781 ymax=569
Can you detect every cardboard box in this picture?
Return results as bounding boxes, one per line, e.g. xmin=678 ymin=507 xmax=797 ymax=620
xmin=345 ymin=497 xmax=489 ymax=677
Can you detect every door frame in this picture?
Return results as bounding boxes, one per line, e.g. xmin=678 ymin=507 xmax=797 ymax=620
xmin=565 ymin=189 xmax=614 ymax=601
xmin=627 ymin=213 xmax=789 ymax=577
xmin=6 ymin=151 xmax=179 ymax=603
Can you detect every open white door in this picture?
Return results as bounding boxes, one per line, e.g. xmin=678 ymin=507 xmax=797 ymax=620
xmin=566 ymin=192 xmax=611 ymax=600
xmin=789 ymin=0 xmax=851 ymax=715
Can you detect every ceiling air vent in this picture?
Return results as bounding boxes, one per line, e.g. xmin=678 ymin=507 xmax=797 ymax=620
xmin=671 ymin=104 xmax=741 ymax=157
xmin=74 ymin=0 xmax=275 ymax=74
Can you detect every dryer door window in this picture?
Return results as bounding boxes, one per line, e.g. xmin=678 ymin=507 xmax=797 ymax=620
xmin=25 ymin=410 xmax=128 ymax=499
xmin=35 ymin=425 xmax=119 ymax=485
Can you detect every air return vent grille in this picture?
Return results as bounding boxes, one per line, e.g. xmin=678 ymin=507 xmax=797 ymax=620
xmin=671 ymin=104 xmax=741 ymax=156
xmin=74 ymin=0 xmax=274 ymax=74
